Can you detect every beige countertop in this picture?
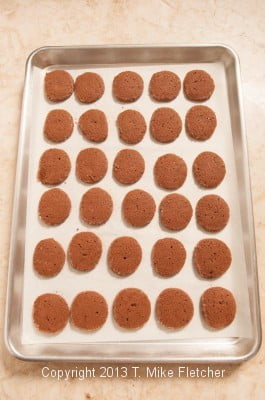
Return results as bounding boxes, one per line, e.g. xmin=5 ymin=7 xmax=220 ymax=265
xmin=0 ymin=0 xmax=264 ymax=399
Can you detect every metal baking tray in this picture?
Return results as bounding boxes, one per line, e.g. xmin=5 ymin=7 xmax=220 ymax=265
xmin=4 ymin=45 xmax=261 ymax=362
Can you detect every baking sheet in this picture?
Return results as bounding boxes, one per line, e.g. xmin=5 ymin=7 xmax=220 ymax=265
xmin=22 ymin=62 xmax=252 ymax=345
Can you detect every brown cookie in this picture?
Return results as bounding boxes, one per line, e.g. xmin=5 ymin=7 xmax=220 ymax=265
xmin=159 ymin=193 xmax=192 ymax=231
xmin=44 ymin=109 xmax=73 ymax=143
xmin=185 ymin=106 xmax=217 ymax=140
xmin=150 ymin=107 xmax=182 ymax=143
xmin=193 ymin=151 xmax=226 ymax=188
xmin=155 ymin=288 xmax=194 ymax=329
xmin=152 ymin=238 xmax=186 ymax=277
xmin=196 ymin=194 xmax=229 ymax=232
xmin=78 ymin=109 xmax=108 ymax=143
xmin=201 ymin=287 xmax=236 ymax=329
xmin=38 ymin=149 xmax=71 ymax=185
xmin=33 ymin=293 xmax=69 ymax=333
xmin=76 ymin=148 xmax=108 ymax=184
xmin=113 ymin=71 xmax=143 ymax=102
xmin=117 ymin=110 xmax=146 ymax=144
xmin=80 ymin=187 xmax=113 ymax=225
xmin=44 ymin=70 xmax=74 ymax=102
xmin=71 ymin=291 xmax=108 ymax=331
xmin=68 ymin=232 xmax=102 ymax=272
xmin=194 ymin=239 xmax=232 ymax=279
xmin=113 ymin=288 xmax=151 ymax=329
xmin=122 ymin=189 xmax=156 ymax=227
xmin=154 ymin=154 xmax=187 ymax=190
xmin=149 ymin=71 xmax=181 ymax=101
xmin=108 ymin=236 xmax=142 ymax=277
xmin=33 ymin=238 xmax=65 ymax=277
xmin=183 ymin=70 xmax=215 ymax=101
xmin=113 ymin=149 xmax=145 ymax=185
xmin=38 ymin=188 xmax=71 ymax=226
xmin=74 ymin=72 xmax=104 ymax=103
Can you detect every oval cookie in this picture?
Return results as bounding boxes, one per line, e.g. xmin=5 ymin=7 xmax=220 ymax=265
xmin=196 ymin=194 xmax=229 ymax=232
xmin=78 ymin=109 xmax=108 ymax=143
xmin=38 ymin=148 xmax=71 ymax=185
xmin=193 ymin=151 xmax=226 ymax=188
xmin=159 ymin=193 xmax=192 ymax=231
xmin=117 ymin=110 xmax=146 ymax=144
xmin=113 ymin=149 xmax=145 ymax=185
xmin=183 ymin=70 xmax=215 ymax=101
xmin=108 ymin=236 xmax=142 ymax=277
xmin=76 ymin=148 xmax=108 ymax=184
xmin=44 ymin=70 xmax=74 ymax=102
xmin=33 ymin=238 xmax=65 ymax=277
xmin=150 ymin=107 xmax=182 ymax=143
xmin=152 ymin=238 xmax=186 ymax=277
xmin=122 ymin=189 xmax=156 ymax=227
xmin=201 ymin=287 xmax=236 ymax=329
xmin=44 ymin=109 xmax=73 ymax=143
xmin=75 ymin=72 xmax=104 ymax=103
xmin=80 ymin=187 xmax=113 ymax=225
xmin=149 ymin=71 xmax=181 ymax=101
xmin=185 ymin=106 xmax=217 ymax=140
xmin=113 ymin=71 xmax=143 ymax=102
xmin=38 ymin=188 xmax=71 ymax=226
xmin=33 ymin=293 xmax=69 ymax=333
xmin=154 ymin=154 xmax=187 ymax=190
xmin=68 ymin=232 xmax=102 ymax=272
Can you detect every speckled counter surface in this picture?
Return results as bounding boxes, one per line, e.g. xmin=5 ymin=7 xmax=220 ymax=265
xmin=0 ymin=1 xmax=264 ymax=399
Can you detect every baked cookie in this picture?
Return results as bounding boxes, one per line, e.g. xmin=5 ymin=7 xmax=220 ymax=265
xmin=154 ymin=153 xmax=187 ymax=190
xmin=194 ymin=238 xmax=232 ymax=279
xmin=113 ymin=71 xmax=143 ymax=102
xmin=44 ymin=70 xmax=74 ymax=102
xmin=201 ymin=287 xmax=236 ymax=329
xmin=122 ymin=189 xmax=156 ymax=227
xmin=74 ymin=72 xmax=104 ymax=103
xmin=113 ymin=288 xmax=151 ymax=329
xmin=76 ymin=148 xmax=108 ymax=184
xmin=117 ymin=110 xmax=146 ymax=144
xmin=149 ymin=71 xmax=181 ymax=101
xmin=196 ymin=194 xmax=229 ymax=232
xmin=71 ymin=291 xmax=108 ymax=330
xmin=44 ymin=109 xmax=73 ymax=143
xmin=113 ymin=149 xmax=145 ymax=185
xmin=38 ymin=149 xmax=71 ymax=185
xmin=152 ymin=238 xmax=186 ymax=277
xmin=185 ymin=105 xmax=217 ymax=140
xmin=159 ymin=193 xmax=192 ymax=231
xmin=108 ymin=236 xmax=142 ymax=276
xmin=33 ymin=238 xmax=65 ymax=277
xmin=80 ymin=187 xmax=113 ymax=225
xmin=33 ymin=293 xmax=69 ymax=333
xmin=183 ymin=70 xmax=215 ymax=101
xmin=155 ymin=288 xmax=194 ymax=329
xmin=68 ymin=232 xmax=102 ymax=272
xmin=150 ymin=107 xmax=182 ymax=143
xmin=38 ymin=188 xmax=71 ymax=226
xmin=193 ymin=151 xmax=226 ymax=188
xmin=78 ymin=109 xmax=108 ymax=143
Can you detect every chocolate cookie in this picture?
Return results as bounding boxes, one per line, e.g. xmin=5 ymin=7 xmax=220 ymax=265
xmin=44 ymin=70 xmax=74 ymax=102
xmin=155 ymin=288 xmax=194 ymax=329
xmin=194 ymin=239 xmax=232 ymax=279
xmin=154 ymin=154 xmax=187 ymax=190
xmin=108 ymin=236 xmax=142 ymax=276
xmin=117 ymin=110 xmax=146 ymax=144
xmin=74 ymin=72 xmax=104 ymax=103
xmin=152 ymin=238 xmax=186 ymax=277
xmin=201 ymin=287 xmax=236 ymax=329
xmin=196 ymin=194 xmax=229 ymax=232
xmin=71 ymin=291 xmax=108 ymax=331
xmin=122 ymin=189 xmax=156 ymax=227
xmin=150 ymin=107 xmax=182 ymax=143
xmin=38 ymin=149 xmax=71 ymax=185
xmin=78 ymin=109 xmax=108 ymax=143
xmin=33 ymin=238 xmax=65 ymax=277
xmin=44 ymin=109 xmax=73 ymax=143
xmin=183 ymin=70 xmax=215 ymax=101
xmin=149 ymin=71 xmax=181 ymax=101
xmin=185 ymin=106 xmax=217 ymax=140
xmin=33 ymin=293 xmax=69 ymax=333
xmin=113 ymin=71 xmax=144 ymax=102
xmin=68 ymin=232 xmax=102 ymax=272
xmin=113 ymin=288 xmax=151 ymax=329
xmin=113 ymin=149 xmax=145 ymax=185
xmin=76 ymin=148 xmax=108 ymax=184
xmin=38 ymin=188 xmax=71 ymax=226
xmin=193 ymin=151 xmax=226 ymax=188
xmin=159 ymin=193 xmax=192 ymax=231
xmin=80 ymin=187 xmax=113 ymax=225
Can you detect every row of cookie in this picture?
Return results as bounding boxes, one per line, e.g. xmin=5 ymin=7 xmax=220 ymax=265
xmin=33 ymin=286 xmax=236 ymax=334
xmin=38 ymin=148 xmax=225 ymax=189
xmin=45 ymin=69 xmax=215 ymax=103
xmin=38 ymin=188 xmax=230 ymax=232
xmin=34 ymin=235 xmax=231 ymax=280
xmin=44 ymin=106 xmax=217 ymax=144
